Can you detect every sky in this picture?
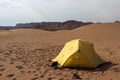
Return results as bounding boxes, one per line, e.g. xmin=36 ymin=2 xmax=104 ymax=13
xmin=0 ymin=0 xmax=120 ymax=26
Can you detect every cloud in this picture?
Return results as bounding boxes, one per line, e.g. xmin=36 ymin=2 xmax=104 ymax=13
xmin=0 ymin=0 xmax=120 ymax=26
xmin=0 ymin=0 xmax=14 ymax=7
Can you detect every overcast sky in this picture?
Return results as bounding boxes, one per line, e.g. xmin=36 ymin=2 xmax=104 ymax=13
xmin=0 ymin=0 xmax=120 ymax=26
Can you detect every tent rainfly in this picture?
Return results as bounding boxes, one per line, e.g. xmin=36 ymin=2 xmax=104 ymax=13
xmin=52 ymin=39 xmax=105 ymax=68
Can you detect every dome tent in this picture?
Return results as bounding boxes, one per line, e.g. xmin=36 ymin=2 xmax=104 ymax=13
xmin=52 ymin=39 xmax=105 ymax=68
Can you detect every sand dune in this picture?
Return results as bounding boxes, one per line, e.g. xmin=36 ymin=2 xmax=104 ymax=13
xmin=0 ymin=22 xmax=120 ymax=80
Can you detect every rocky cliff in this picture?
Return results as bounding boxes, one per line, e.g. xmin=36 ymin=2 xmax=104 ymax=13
xmin=15 ymin=20 xmax=93 ymax=31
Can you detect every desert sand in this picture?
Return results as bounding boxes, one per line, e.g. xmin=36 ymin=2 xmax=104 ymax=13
xmin=0 ymin=22 xmax=120 ymax=80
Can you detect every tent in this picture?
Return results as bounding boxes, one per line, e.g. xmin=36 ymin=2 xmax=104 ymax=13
xmin=52 ymin=39 xmax=105 ymax=68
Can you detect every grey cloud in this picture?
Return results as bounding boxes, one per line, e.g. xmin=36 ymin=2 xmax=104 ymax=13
xmin=0 ymin=0 xmax=120 ymax=26
xmin=0 ymin=0 xmax=16 ymax=7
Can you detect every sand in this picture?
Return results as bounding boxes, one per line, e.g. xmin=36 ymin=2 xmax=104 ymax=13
xmin=0 ymin=22 xmax=120 ymax=80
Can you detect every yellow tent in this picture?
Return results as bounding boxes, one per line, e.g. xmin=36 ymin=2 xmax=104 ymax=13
xmin=52 ymin=39 xmax=105 ymax=68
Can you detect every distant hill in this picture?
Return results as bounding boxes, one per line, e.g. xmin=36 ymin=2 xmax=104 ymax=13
xmin=15 ymin=20 xmax=93 ymax=31
xmin=0 ymin=26 xmax=14 ymax=30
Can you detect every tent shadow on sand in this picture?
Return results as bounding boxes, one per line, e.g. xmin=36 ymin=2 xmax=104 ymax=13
xmin=66 ymin=61 xmax=118 ymax=72
xmin=93 ymin=62 xmax=118 ymax=71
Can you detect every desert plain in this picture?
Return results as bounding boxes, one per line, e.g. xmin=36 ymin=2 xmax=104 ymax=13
xmin=0 ymin=22 xmax=120 ymax=80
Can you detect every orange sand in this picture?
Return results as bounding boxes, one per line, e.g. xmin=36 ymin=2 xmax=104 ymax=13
xmin=0 ymin=22 xmax=120 ymax=80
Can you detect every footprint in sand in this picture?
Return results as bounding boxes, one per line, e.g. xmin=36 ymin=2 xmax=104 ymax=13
xmin=6 ymin=74 xmax=14 ymax=77
xmin=10 ymin=62 xmax=14 ymax=64
xmin=39 ymin=74 xmax=44 ymax=78
xmin=0 ymin=64 xmax=4 ymax=67
xmin=47 ymin=77 xmax=52 ymax=80
xmin=72 ymin=72 xmax=82 ymax=80
xmin=0 ymin=68 xmax=6 ymax=72
xmin=0 ymin=65 xmax=6 ymax=72
xmin=21 ymin=71 xmax=24 ymax=74
xmin=16 ymin=66 xmax=24 ymax=69
xmin=13 ymin=78 xmax=16 ymax=80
